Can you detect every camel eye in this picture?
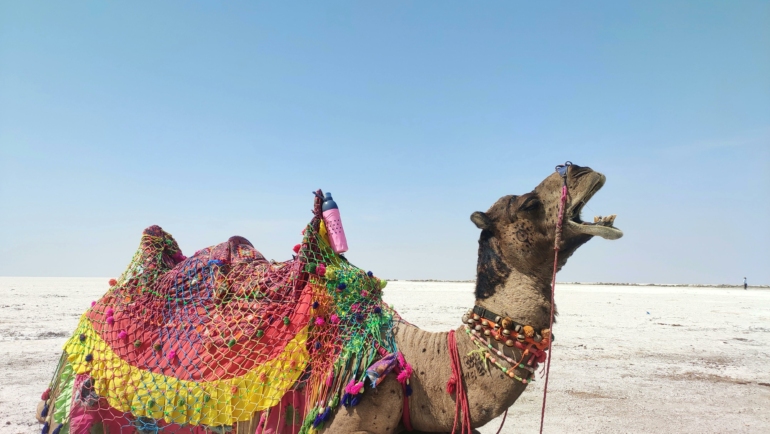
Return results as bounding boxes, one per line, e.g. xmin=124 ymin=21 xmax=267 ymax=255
xmin=521 ymin=198 xmax=541 ymax=211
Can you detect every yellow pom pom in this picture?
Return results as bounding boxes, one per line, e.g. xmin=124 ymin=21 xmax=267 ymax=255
xmin=379 ymin=280 xmax=387 ymax=289
xmin=523 ymin=325 xmax=535 ymax=338
xmin=325 ymin=267 xmax=337 ymax=280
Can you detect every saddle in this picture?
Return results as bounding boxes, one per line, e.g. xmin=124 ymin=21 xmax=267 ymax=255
xmin=41 ymin=192 xmax=404 ymax=434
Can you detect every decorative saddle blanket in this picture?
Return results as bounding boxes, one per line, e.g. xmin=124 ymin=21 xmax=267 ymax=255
xmin=41 ymin=194 xmax=406 ymax=434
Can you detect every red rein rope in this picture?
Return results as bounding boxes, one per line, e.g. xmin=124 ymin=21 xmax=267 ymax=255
xmin=539 ymin=182 xmax=568 ymax=434
xmin=447 ymin=330 xmax=472 ymax=434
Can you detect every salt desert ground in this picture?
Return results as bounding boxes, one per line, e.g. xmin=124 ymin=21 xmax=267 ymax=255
xmin=1 ymin=278 xmax=768 ymax=433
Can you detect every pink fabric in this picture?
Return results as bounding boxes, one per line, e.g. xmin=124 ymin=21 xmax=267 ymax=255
xmin=255 ymin=387 xmax=306 ymax=434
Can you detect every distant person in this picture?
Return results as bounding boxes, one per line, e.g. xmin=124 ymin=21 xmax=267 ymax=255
xmin=744 ymin=277 xmax=747 ymax=290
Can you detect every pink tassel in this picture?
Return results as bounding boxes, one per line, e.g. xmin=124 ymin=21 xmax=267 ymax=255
xmin=396 ymin=352 xmax=413 ymax=384
xmin=325 ymin=371 xmax=334 ymax=388
xmin=345 ymin=379 xmax=364 ymax=395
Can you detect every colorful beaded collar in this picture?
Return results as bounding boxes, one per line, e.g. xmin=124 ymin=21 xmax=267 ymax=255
xmin=461 ymin=305 xmax=552 ymax=384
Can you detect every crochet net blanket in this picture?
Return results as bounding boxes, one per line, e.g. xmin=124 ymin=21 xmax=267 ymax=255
xmin=42 ymin=193 xmax=402 ymax=434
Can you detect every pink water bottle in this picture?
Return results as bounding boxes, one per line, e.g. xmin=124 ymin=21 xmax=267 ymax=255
xmin=322 ymin=192 xmax=349 ymax=254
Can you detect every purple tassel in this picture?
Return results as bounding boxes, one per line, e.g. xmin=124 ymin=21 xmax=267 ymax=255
xmin=321 ymin=407 xmax=332 ymax=421
xmin=41 ymin=422 xmax=50 ymax=434
xmin=350 ymin=395 xmax=361 ymax=407
xmin=406 ymin=384 xmax=413 ymax=396
xmin=312 ymin=414 xmax=324 ymax=428
xmin=41 ymin=402 xmax=49 ymax=418
xmin=51 ymin=424 xmax=63 ymax=434
xmin=341 ymin=393 xmax=352 ymax=407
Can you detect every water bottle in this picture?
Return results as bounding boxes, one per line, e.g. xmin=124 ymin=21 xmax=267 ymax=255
xmin=322 ymin=192 xmax=349 ymax=254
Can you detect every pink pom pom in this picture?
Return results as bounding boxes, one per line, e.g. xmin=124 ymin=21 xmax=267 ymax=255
xmin=293 ymin=244 xmax=301 ymax=254
xmin=106 ymin=317 xmax=115 ymax=326
xmin=315 ymin=317 xmax=325 ymax=326
xmin=108 ymin=278 xmax=117 ymax=286
xmin=316 ymin=263 xmax=326 ymax=276
xmin=91 ymin=301 xmax=96 ymax=307
xmin=106 ymin=308 xmax=114 ymax=316
xmin=330 ymin=314 xmax=340 ymax=324
xmin=361 ymin=290 xmax=369 ymax=298
xmin=118 ymin=330 xmax=128 ymax=340
xmin=167 ymin=351 xmax=176 ymax=361
xmin=345 ymin=379 xmax=364 ymax=395
xmin=350 ymin=303 xmax=360 ymax=313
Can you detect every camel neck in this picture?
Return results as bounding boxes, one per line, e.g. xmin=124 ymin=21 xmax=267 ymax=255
xmin=475 ymin=266 xmax=553 ymax=331
xmin=395 ymin=321 xmax=529 ymax=431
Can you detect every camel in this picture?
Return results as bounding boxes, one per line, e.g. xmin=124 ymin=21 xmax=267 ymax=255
xmin=36 ymin=163 xmax=621 ymax=434
xmin=323 ymin=163 xmax=622 ymax=433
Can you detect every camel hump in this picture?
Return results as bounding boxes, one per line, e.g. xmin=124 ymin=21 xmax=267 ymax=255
xmin=227 ymin=235 xmax=267 ymax=264
xmin=140 ymin=225 xmax=186 ymax=267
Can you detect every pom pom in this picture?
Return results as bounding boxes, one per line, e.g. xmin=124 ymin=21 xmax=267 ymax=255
xmin=167 ymin=350 xmax=176 ymax=361
xmin=293 ymin=244 xmax=301 ymax=254
xmin=256 ymin=329 xmax=264 ymax=338
xmin=90 ymin=301 xmax=96 ymax=307
xmin=321 ymin=406 xmax=332 ymax=421
xmin=106 ymin=308 xmax=114 ymax=316
xmin=118 ymin=330 xmax=127 ymax=340
xmin=153 ymin=343 xmax=162 ymax=351
xmin=85 ymin=354 xmax=93 ymax=362
xmin=231 ymin=385 xmax=238 ymax=394
xmin=312 ymin=301 xmax=319 ymax=309
xmin=106 ymin=317 xmax=115 ymax=326
xmin=79 ymin=334 xmax=86 ymax=342
xmin=307 ymin=263 xmax=317 ymax=273
xmin=228 ymin=338 xmax=236 ymax=347
xmin=314 ymin=317 xmax=325 ymax=326
xmin=361 ymin=290 xmax=369 ymax=297
xmin=379 ymin=280 xmax=388 ymax=289
xmin=355 ymin=313 xmax=364 ymax=322
xmin=324 ymin=267 xmax=337 ymax=280
xmin=330 ymin=314 xmax=340 ymax=324
xmin=108 ymin=278 xmax=117 ymax=286
xmin=134 ymin=340 xmax=142 ymax=348
xmin=337 ymin=283 xmax=346 ymax=291
xmin=373 ymin=306 xmax=382 ymax=314
xmin=316 ymin=263 xmax=326 ymax=276
xmin=523 ymin=325 xmax=535 ymax=338
xmin=314 ymin=341 xmax=321 ymax=350
xmin=41 ymin=388 xmax=50 ymax=401
xmin=350 ymin=303 xmax=360 ymax=312
xmin=283 ymin=316 xmax=290 ymax=325
xmin=367 ymin=271 xmax=374 ymax=277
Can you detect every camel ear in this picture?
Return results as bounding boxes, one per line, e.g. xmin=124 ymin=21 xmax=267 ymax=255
xmin=470 ymin=212 xmax=491 ymax=229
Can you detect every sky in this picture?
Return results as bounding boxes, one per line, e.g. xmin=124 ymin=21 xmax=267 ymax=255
xmin=1 ymin=1 xmax=768 ymax=284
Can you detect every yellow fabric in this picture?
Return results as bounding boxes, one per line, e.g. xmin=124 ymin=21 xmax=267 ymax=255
xmin=63 ymin=316 xmax=309 ymax=426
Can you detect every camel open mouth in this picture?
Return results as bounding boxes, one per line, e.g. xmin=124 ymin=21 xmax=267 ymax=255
xmin=566 ymin=176 xmax=623 ymax=240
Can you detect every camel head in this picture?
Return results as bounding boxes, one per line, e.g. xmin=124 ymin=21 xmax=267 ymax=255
xmin=470 ymin=164 xmax=622 ymax=301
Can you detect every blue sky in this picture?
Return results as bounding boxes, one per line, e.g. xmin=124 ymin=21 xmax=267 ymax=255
xmin=1 ymin=1 xmax=768 ymax=284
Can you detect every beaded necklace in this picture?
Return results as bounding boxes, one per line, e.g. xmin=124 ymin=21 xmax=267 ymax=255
xmin=461 ymin=308 xmax=551 ymax=384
